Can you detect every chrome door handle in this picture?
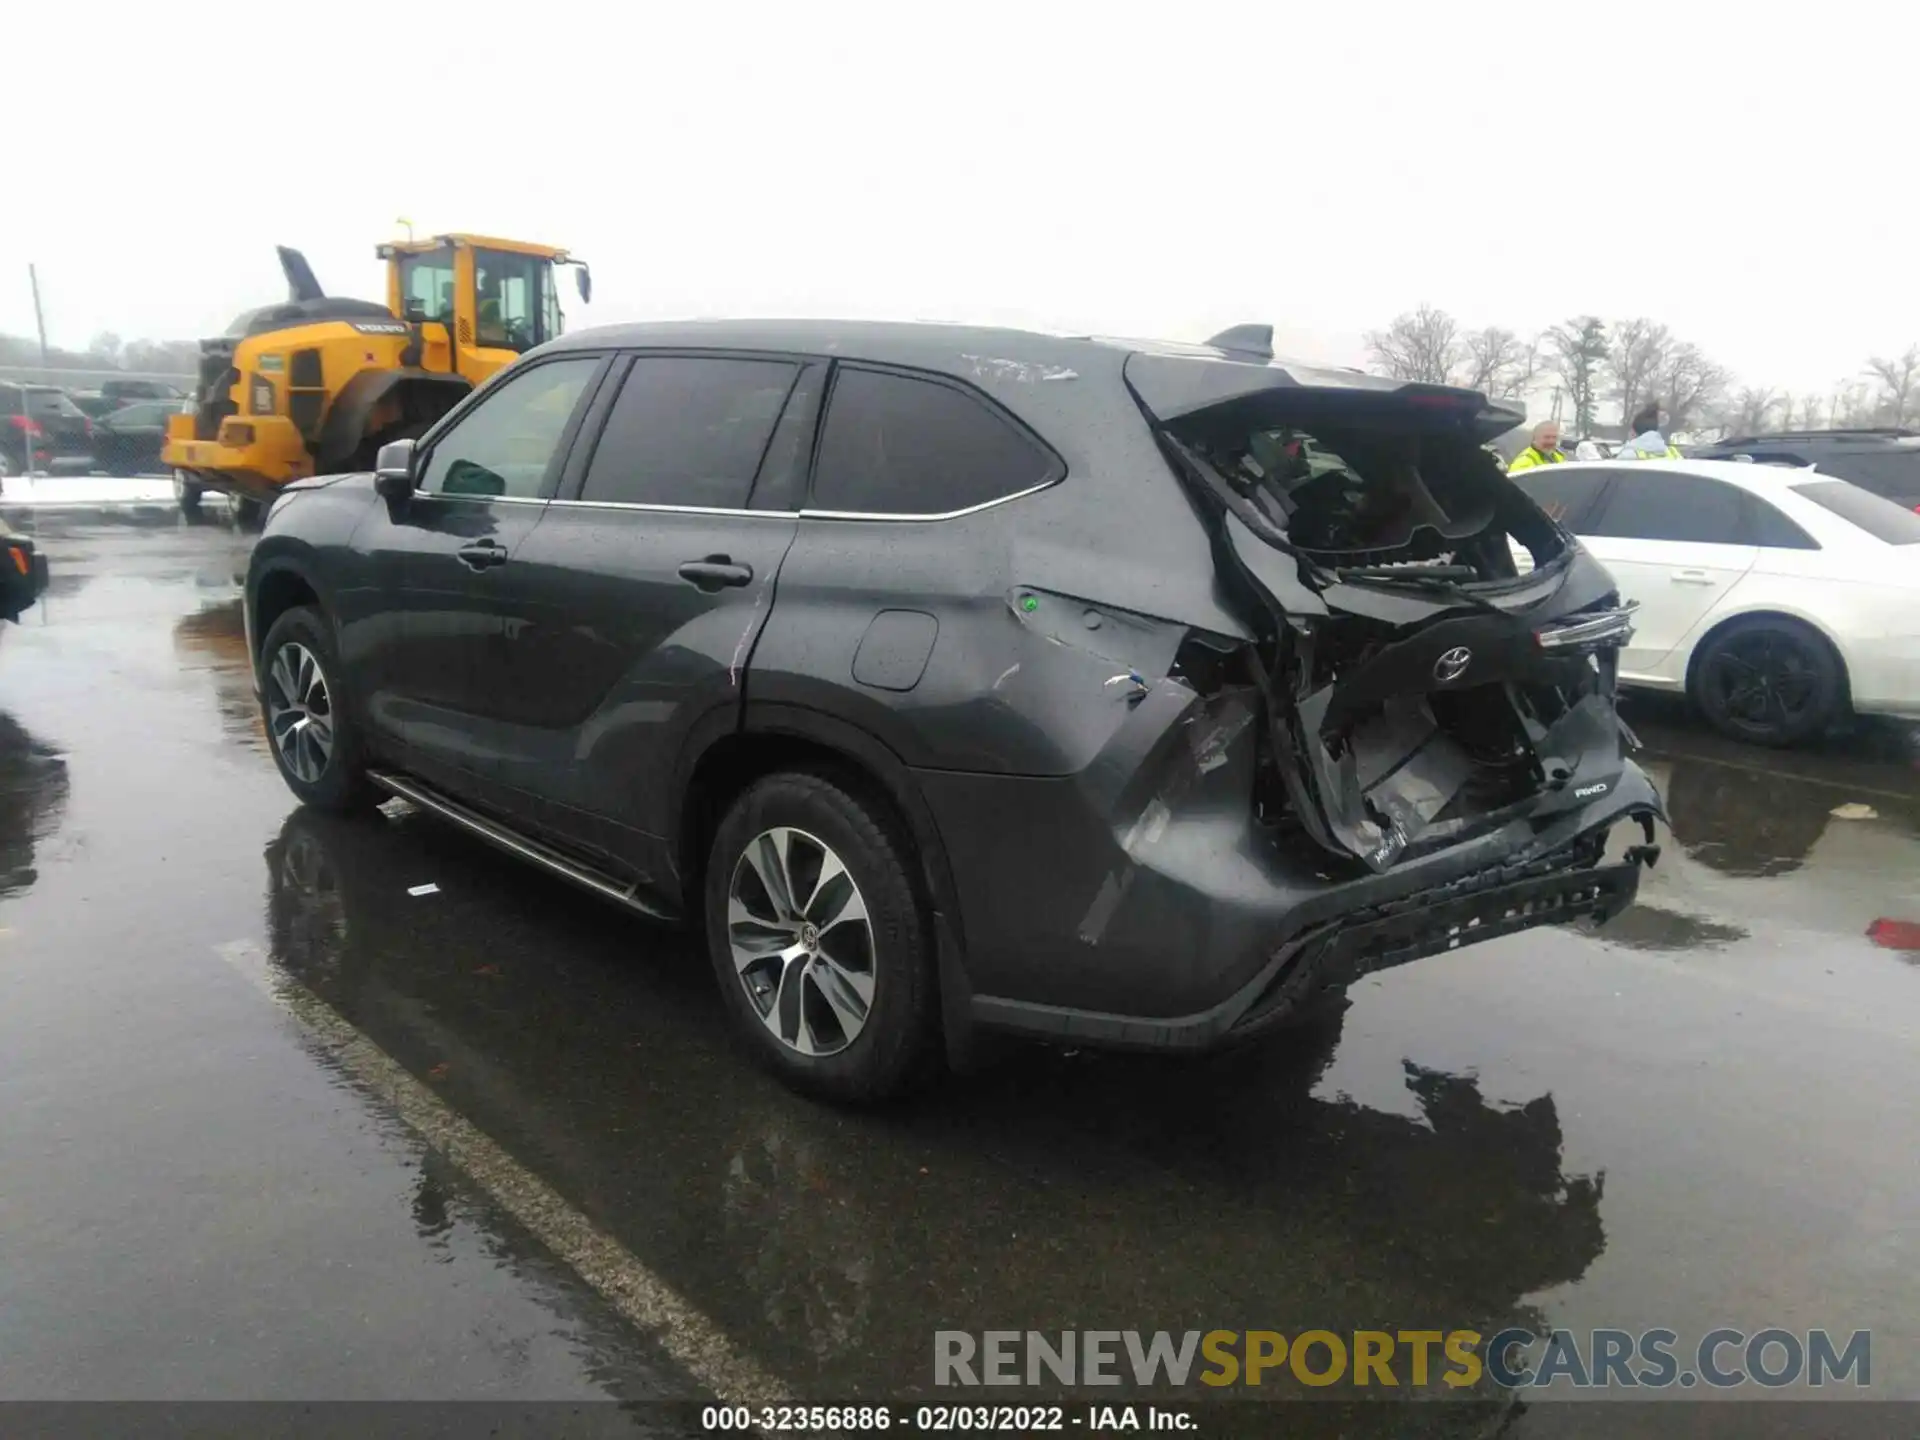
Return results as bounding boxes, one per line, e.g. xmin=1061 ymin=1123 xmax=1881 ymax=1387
xmin=1671 ymin=569 xmax=1715 ymax=585
xmin=458 ymin=540 xmax=510 ymax=571
xmin=678 ymin=557 xmax=754 ymax=591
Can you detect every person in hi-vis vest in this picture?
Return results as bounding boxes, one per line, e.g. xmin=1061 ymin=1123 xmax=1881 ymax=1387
xmin=1507 ymin=421 xmax=1565 ymax=473
xmin=1615 ymin=402 xmax=1683 ymax=460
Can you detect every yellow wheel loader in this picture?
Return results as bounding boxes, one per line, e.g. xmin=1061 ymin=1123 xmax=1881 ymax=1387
xmin=163 ymin=233 xmax=590 ymax=520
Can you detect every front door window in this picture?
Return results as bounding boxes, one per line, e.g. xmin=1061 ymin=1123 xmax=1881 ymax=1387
xmin=418 ymin=357 xmax=600 ymax=499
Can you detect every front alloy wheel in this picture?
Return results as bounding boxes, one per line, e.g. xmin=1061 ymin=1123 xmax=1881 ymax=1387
xmin=264 ymin=641 xmax=335 ymax=785
xmin=728 ymin=826 xmax=877 ymax=1057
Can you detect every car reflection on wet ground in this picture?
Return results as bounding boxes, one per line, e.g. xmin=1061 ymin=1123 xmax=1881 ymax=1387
xmin=1 ymin=514 xmax=1916 ymax=1434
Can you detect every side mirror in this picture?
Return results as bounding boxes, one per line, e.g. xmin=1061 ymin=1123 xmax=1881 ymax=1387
xmin=374 ymin=438 xmax=417 ymax=501
xmin=575 ymin=266 xmax=592 ymax=304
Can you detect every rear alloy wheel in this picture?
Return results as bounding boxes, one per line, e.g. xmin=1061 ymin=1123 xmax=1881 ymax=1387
xmin=1691 ymin=617 xmax=1842 ymax=748
xmin=729 ymin=826 xmax=877 ymax=1057
xmin=705 ymin=772 xmax=937 ymax=1101
xmin=257 ymin=605 xmax=376 ymax=812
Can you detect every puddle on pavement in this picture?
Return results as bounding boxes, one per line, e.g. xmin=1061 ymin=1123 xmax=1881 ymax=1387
xmin=259 ymin=803 xmax=1610 ymax=1400
xmin=0 ymin=711 xmax=70 ymax=899
xmin=174 ymin=599 xmax=265 ymax=752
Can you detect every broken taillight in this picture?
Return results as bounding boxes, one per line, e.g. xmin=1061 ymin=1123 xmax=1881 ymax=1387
xmin=1536 ymin=604 xmax=1637 ymax=653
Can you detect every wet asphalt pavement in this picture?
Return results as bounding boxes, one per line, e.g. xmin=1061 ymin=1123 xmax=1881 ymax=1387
xmin=2 ymin=511 xmax=1917 ymax=1434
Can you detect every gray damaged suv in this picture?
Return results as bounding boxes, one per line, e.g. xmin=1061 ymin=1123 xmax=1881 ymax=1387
xmin=245 ymin=319 xmax=1664 ymax=1099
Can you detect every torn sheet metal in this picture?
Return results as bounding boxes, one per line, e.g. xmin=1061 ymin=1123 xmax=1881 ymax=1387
xmin=960 ymin=354 xmax=1079 ymax=384
xmin=1076 ymin=686 xmax=1259 ymax=945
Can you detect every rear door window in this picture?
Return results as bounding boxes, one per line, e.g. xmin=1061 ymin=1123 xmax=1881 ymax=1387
xmin=1790 ymin=480 xmax=1920 ymax=544
xmin=1510 ymin=466 xmax=1612 ymax=529
xmin=811 ymin=366 xmax=1060 ymax=516
xmin=580 ymin=356 xmax=798 ymax=509
xmin=1584 ymin=471 xmax=1747 ymax=544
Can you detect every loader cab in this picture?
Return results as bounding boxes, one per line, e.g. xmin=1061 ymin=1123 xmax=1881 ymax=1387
xmin=379 ymin=233 xmax=589 ymax=385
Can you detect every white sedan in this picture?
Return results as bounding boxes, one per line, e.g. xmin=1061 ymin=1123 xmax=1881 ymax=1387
xmin=1508 ymin=458 xmax=1920 ymax=746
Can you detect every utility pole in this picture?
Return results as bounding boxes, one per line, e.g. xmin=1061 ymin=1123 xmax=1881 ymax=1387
xmin=28 ymin=264 xmax=50 ymax=367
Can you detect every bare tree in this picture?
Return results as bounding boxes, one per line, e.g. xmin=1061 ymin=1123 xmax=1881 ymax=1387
xmin=1461 ymin=325 xmax=1527 ymax=397
xmin=1726 ymin=386 xmax=1779 ymax=435
xmin=1511 ymin=332 xmax=1544 ymax=397
xmin=1795 ymin=394 xmax=1825 ymax=430
xmin=1606 ymin=318 xmax=1673 ymax=428
xmin=87 ymin=331 xmax=123 ymax=363
xmin=1866 ymin=346 xmax=1920 ymax=426
xmin=1546 ymin=317 xmax=1609 ymax=436
xmin=1659 ymin=343 xmax=1731 ymax=436
xmin=1366 ymin=304 xmax=1463 ymax=384
xmin=1832 ymin=380 xmax=1873 ymax=427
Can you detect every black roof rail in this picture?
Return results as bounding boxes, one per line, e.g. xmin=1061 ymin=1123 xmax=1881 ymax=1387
xmin=1715 ymin=427 xmax=1920 ymax=445
xmin=1202 ymin=324 xmax=1274 ymax=361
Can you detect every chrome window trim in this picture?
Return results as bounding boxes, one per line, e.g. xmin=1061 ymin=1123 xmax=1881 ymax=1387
xmin=410 ymin=491 xmax=550 ymax=506
xmin=547 ymin=497 xmax=793 ymax=519
xmin=541 ymin=476 xmax=1058 ymax=523
xmin=800 ymin=475 xmax=1054 ymax=519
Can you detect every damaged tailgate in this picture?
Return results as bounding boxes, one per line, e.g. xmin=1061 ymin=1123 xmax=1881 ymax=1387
xmin=1128 ymin=351 xmax=1651 ymax=872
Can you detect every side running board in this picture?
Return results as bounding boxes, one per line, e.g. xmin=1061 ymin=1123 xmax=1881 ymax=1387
xmin=368 ymin=770 xmax=675 ymax=922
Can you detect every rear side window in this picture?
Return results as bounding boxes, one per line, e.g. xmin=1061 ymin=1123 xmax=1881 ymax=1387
xmin=1585 ymin=471 xmax=1745 ymax=544
xmin=1791 ymin=480 xmax=1920 ymax=544
xmin=1744 ymin=495 xmax=1820 ymax=550
xmin=1510 ymin=466 xmax=1611 ymax=529
xmin=1810 ymin=449 xmax=1920 ymax=503
xmin=811 ymin=367 xmax=1059 ymax=516
xmin=26 ymin=389 xmax=82 ymax=419
xmin=582 ymin=356 xmax=797 ymax=509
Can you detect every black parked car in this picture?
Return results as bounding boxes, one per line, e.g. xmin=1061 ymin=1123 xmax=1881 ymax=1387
xmin=0 ymin=519 xmax=49 ymax=622
xmin=70 ymin=378 xmax=188 ymax=420
xmin=1691 ymin=428 xmax=1920 ymax=510
xmin=244 ymin=320 xmax=1664 ymax=1099
xmin=1 ymin=383 xmax=94 ymax=472
xmin=91 ymin=400 xmax=177 ymax=476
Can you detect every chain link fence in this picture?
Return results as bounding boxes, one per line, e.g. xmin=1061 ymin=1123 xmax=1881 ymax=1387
xmin=1 ymin=363 xmax=196 ymax=481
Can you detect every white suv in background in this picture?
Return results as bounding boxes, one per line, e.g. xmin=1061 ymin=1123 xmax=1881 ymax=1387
xmin=1511 ymin=459 xmax=1920 ymax=746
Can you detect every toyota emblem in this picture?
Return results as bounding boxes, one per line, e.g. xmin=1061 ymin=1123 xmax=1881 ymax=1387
xmin=1433 ymin=646 xmax=1473 ymax=683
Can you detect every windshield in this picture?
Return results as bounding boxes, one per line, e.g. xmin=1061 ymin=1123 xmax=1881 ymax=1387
xmin=474 ymin=248 xmax=559 ymax=353
xmin=1790 ymin=479 xmax=1920 ymax=544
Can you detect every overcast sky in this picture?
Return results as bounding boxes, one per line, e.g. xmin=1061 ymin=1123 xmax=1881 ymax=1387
xmin=4 ymin=2 xmax=1912 ymax=407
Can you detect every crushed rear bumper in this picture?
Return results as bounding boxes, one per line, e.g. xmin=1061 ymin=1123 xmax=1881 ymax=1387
xmin=968 ymin=831 xmax=1654 ymax=1052
xmin=936 ymin=671 xmax=1664 ymax=1054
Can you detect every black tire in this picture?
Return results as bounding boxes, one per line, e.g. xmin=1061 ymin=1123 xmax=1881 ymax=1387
xmin=256 ymin=605 xmax=378 ymax=813
xmin=174 ymin=472 xmax=203 ymax=516
xmin=233 ymin=496 xmax=266 ymax=530
xmin=1690 ymin=615 xmax=1843 ymax=748
xmin=704 ymin=771 xmax=938 ymax=1102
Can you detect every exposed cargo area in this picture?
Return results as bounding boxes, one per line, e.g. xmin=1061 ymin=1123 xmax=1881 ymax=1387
xmin=1142 ymin=370 xmax=1641 ymax=873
